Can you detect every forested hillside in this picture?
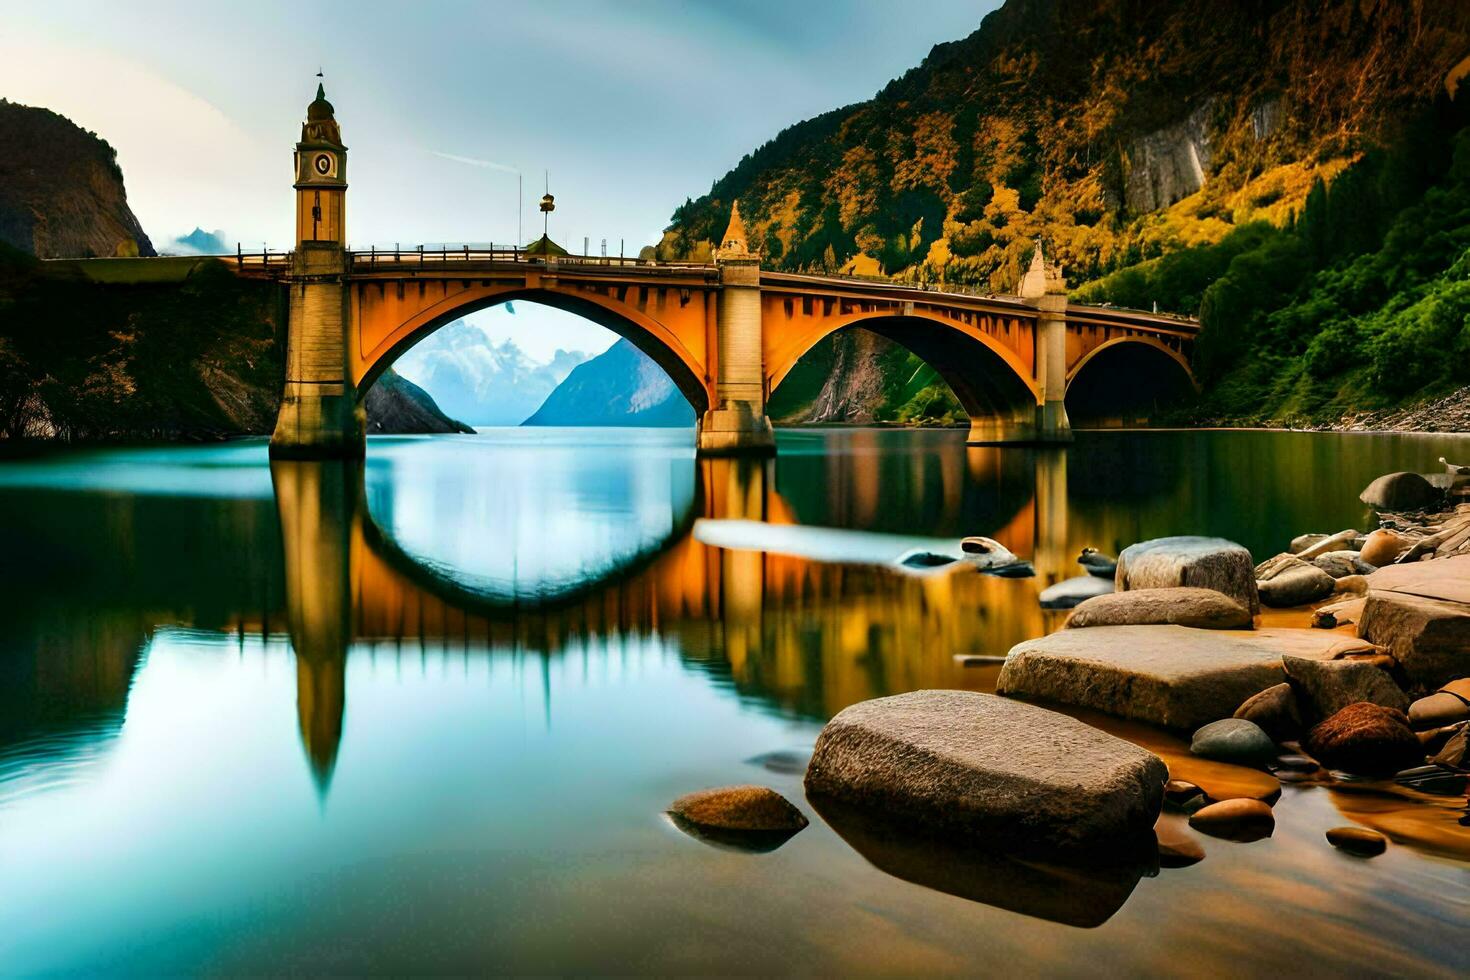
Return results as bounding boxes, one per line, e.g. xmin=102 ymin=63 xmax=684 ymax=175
xmin=659 ymin=0 xmax=1470 ymax=425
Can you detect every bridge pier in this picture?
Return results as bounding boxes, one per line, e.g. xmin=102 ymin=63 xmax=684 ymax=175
xmin=1035 ymin=297 xmax=1073 ymax=443
xmin=698 ymin=204 xmax=774 ymax=456
xmin=270 ymin=248 xmax=364 ymax=458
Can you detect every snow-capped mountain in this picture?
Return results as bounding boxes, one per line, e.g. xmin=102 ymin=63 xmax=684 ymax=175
xmin=393 ymin=320 xmax=589 ymax=426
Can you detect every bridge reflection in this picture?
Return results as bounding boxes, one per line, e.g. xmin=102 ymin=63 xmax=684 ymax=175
xmin=269 ymin=447 xmax=1079 ymax=791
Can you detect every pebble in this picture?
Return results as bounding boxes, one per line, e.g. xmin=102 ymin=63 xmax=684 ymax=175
xmin=1188 ymin=799 xmax=1275 ymax=842
xmin=1164 ymin=779 xmax=1207 ymax=812
xmin=1326 ymin=826 xmax=1387 ymax=857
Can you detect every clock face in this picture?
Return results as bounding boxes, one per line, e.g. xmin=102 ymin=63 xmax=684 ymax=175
xmin=312 ymin=152 xmax=334 ymax=177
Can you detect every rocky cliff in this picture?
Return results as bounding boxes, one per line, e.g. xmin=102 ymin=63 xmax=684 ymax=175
xmin=0 ymin=101 xmax=155 ymax=259
xmin=660 ymin=0 xmax=1468 ymax=289
xmin=364 ymin=368 xmax=474 ymax=434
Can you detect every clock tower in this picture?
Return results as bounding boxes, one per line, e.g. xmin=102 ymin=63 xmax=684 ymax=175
xmin=294 ymin=82 xmax=347 ymax=246
xmin=270 ymin=80 xmax=363 ymax=458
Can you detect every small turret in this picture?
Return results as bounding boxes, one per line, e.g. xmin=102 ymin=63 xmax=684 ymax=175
xmin=1018 ymin=240 xmax=1066 ymax=300
xmin=715 ymin=200 xmax=758 ymax=260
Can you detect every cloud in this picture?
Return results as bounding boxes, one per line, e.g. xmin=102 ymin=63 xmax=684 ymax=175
xmin=430 ymin=150 xmax=519 ymax=175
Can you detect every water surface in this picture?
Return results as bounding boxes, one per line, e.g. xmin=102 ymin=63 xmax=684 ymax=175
xmin=2 ymin=427 xmax=1467 ymax=975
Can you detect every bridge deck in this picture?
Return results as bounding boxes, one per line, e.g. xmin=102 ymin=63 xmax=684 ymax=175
xmin=42 ymin=250 xmax=1200 ymax=335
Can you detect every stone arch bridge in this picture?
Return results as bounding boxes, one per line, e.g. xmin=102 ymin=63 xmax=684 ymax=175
xmin=244 ymin=241 xmax=1198 ymax=457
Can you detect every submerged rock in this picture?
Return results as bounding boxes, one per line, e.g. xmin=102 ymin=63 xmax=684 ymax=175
xmin=1154 ymin=820 xmax=1206 ymax=868
xmin=1117 ymin=536 xmax=1259 ymax=615
xmin=1305 ymin=703 xmax=1424 ymax=777
xmin=1326 ymin=826 xmax=1387 ymax=857
xmin=1234 ymin=683 xmax=1304 ymax=742
xmin=803 ymin=691 xmax=1167 ymax=856
xmin=1039 ymin=574 xmax=1114 ymax=609
xmin=1360 ymin=471 xmax=1438 ymax=511
xmin=997 ymin=626 xmax=1379 ymax=729
xmin=744 ymin=749 xmax=813 ymax=775
xmin=667 ymin=785 xmax=808 ymax=852
xmin=1064 ymin=588 xmax=1251 ymax=630
xmin=1188 ymin=798 xmax=1274 ymax=842
xmin=1282 ymin=655 xmax=1409 ymax=721
xmin=1190 ymin=718 xmax=1277 ymax=766
xmin=1392 ymin=764 xmax=1467 ymax=795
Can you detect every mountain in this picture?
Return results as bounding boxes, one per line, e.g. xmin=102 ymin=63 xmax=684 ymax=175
xmin=393 ymin=321 xmax=589 ymax=425
xmin=170 ymin=228 xmax=229 ymax=255
xmin=364 ymin=367 xmax=474 ymax=434
xmin=0 ymin=100 xmax=155 ymax=259
xmin=655 ymin=0 xmax=1470 ymax=425
xmin=523 ymin=339 xmax=695 ymax=427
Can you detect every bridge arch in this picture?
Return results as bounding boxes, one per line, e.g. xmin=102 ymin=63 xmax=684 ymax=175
xmin=766 ymin=310 xmax=1040 ymax=429
xmin=1065 ymin=335 xmax=1197 ymax=425
xmin=352 ymin=283 xmax=713 ymax=415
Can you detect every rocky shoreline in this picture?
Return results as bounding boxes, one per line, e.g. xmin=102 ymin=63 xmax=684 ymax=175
xmin=1190 ymin=386 xmax=1470 ymax=435
xmin=664 ymin=457 xmax=1470 ymax=920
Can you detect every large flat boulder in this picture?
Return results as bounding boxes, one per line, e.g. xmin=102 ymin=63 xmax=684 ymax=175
xmin=997 ymin=626 xmax=1378 ymax=729
xmin=803 ymin=691 xmax=1166 ymax=856
xmin=1357 ymin=555 xmax=1470 ymax=688
xmin=1364 ymin=554 xmax=1470 ymax=603
xmin=1116 ymin=536 xmax=1259 ymax=615
xmin=1064 ymin=587 xmax=1251 ymax=630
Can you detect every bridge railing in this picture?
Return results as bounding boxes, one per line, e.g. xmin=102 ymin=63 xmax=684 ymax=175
xmin=233 ymin=248 xmax=292 ymax=272
xmin=776 ymin=268 xmax=1198 ymax=327
xmin=343 ymin=244 xmax=714 ymax=273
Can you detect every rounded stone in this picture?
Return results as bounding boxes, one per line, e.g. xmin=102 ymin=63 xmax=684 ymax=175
xmin=1408 ymin=691 xmax=1470 ymax=730
xmin=1360 ymin=472 xmax=1438 ymax=511
xmin=1304 ymin=702 xmax=1425 ymax=777
xmin=668 ymin=785 xmax=807 ymax=831
xmin=1326 ymin=826 xmax=1387 ymax=857
xmin=1358 ymin=529 xmax=1406 ymax=567
xmin=1188 ymin=798 xmax=1275 ymax=842
xmin=1190 ymin=718 xmax=1278 ymax=766
xmin=1064 ymin=587 xmax=1252 ymax=630
xmin=1163 ymin=779 xmax=1207 ymax=812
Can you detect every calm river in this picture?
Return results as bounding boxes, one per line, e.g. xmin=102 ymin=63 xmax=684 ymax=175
xmin=2 ymin=428 xmax=1468 ymax=975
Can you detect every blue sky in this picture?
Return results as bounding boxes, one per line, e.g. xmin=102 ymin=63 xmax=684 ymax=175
xmin=1 ymin=1 xmax=999 ymax=361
